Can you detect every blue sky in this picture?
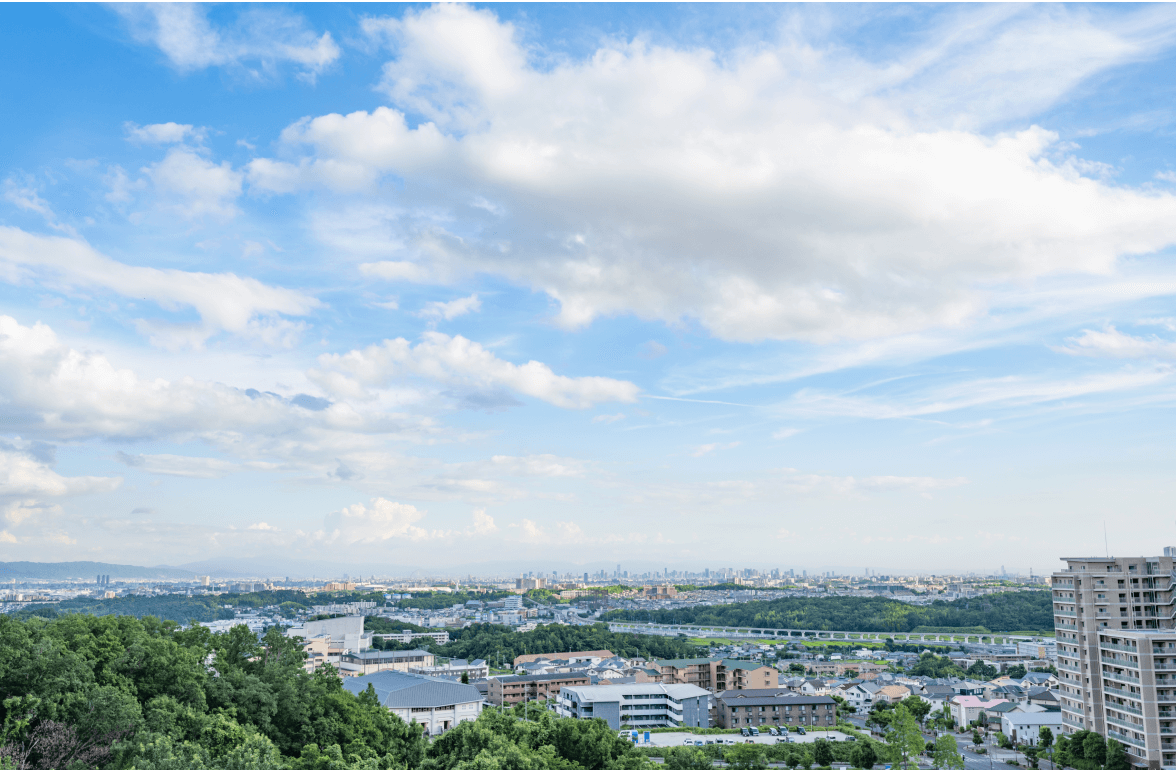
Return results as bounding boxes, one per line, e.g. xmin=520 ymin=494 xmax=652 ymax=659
xmin=3 ymin=3 xmax=1176 ymax=575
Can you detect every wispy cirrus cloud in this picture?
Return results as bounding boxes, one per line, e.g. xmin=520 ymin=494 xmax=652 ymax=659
xmin=115 ymin=4 xmax=340 ymax=83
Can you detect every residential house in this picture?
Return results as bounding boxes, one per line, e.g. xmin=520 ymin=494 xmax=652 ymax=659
xmin=1027 ymin=688 xmax=1060 ymax=710
xmin=1019 ymin=672 xmax=1059 ymax=690
xmin=840 ymin=682 xmax=882 ymax=711
xmin=950 ymin=696 xmax=1009 ymax=727
xmin=875 ymin=685 xmax=911 ymax=704
xmin=1001 ymin=712 xmax=1064 ymax=746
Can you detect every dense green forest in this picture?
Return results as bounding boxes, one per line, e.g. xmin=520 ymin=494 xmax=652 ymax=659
xmin=603 ymin=591 xmax=1052 ymax=633
xmin=15 ymin=591 xmax=314 ymax=625
xmin=0 ymin=613 xmax=654 ymax=770
xmin=366 ymin=621 xmax=703 ymax=663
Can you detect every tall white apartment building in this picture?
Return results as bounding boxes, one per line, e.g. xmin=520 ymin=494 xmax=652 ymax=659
xmin=1053 ymin=552 xmax=1176 ymax=769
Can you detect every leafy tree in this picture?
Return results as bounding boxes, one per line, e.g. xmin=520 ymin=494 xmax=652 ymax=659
xmin=1023 ymin=746 xmax=1039 ymax=769
xmin=788 ymin=664 xmax=807 ymax=674
xmin=813 ymin=740 xmax=834 ymax=767
xmin=603 ymin=592 xmax=1053 ymax=635
xmin=932 ymin=736 xmax=964 ymax=770
xmin=1038 ymin=727 xmax=1054 ymax=768
xmin=886 ymin=704 xmax=925 ymax=769
xmin=850 ymin=741 xmax=877 ymax=769
xmin=903 ymin=699 xmax=931 ymax=725
xmin=972 ymin=731 xmax=982 ymax=747
xmin=866 ymin=704 xmax=894 ymax=734
xmin=1054 ymin=734 xmax=1073 ymax=770
xmin=727 ymin=744 xmax=769 ymax=770
xmin=666 ymin=748 xmax=715 ymax=770
xmin=996 ymin=734 xmax=1011 ymax=750
xmin=966 ymin=662 xmax=998 ymax=681
xmin=909 ymin=655 xmax=964 ymax=679
xmin=1082 ymin=733 xmax=1106 ymax=769
xmin=460 ymin=672 xmax=469 ymax=685
xmin=1005 ymin=665 xmax=1027 ymax=680
xmin=1105 ymin=740 xmax=1130 ymax=770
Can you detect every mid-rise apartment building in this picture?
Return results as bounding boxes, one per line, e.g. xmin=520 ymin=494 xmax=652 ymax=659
xmin=1053 ymin=552 xmax=1176 ymax=769
xmin=713 ymin=690 xmax=837 ymax=729
xmin=651 ymin=658 xmax=776 ymax=692
xmin=488 ymin=672 xmax=591 ymax=706
xmin=557 ymin=683 xmax=710 ymax=730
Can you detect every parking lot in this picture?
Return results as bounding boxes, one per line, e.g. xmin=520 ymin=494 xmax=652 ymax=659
xmin=638 ymin=730 xmax=853 ymax=747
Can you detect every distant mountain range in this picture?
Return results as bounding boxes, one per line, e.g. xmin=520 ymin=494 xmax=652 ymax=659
xmin=0 ymin=561 xmax=197 ymax=580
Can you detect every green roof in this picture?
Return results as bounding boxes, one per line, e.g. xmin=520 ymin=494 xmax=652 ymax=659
xmin=654 ymin=657 xmax=718 ymax=667
xmin=721 ymin=659 xmax=772 ymax=671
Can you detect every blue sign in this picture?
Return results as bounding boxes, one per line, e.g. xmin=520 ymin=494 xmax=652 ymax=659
xmin=643 ymin=732 xmax=650 ymax=744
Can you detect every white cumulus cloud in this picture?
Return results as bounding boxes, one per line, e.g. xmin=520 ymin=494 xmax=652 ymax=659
xmin=322 ymin=498 xmax=436 ymax=543
xmin=125 ymin=122 xmax=203 ymax=145
xmin=310 ymin=331 xmax=639 ymax=409
xmin=246 ymin=4 xmax=1176 ymax=346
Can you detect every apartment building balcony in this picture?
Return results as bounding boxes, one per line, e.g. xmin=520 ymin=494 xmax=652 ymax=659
xmin=1057 ymin=622 xmax=1078 ymax=630
xmin=1103 ymin=684 xmax=1140 ymax=699
xmin=1059 ymin=662 xmax=1081 ymax=673
xmin=1107 ymin=715 xmax=1145 ymax=731
xmin=1106 ymin=701 xmax=1143 ymax=716
xmin=1107 ymin=730 xmax=1146 ymax=749
xmin=1063 ymin=716 xmax=1085 ymax=728
xmin=1102 ymin=642 xmax=1141 ymax=653
xmin=1104 ymin=670 xmax=1142 ymax=684
xmin=1056 ymin=610 xmax=1077 ymax=617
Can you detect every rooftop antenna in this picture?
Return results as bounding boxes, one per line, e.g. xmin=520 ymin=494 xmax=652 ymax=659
xmin=1104 ymin=522 xmax=1109 ymax=558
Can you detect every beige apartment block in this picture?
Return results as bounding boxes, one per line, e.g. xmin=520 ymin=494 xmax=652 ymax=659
xmin=652 ymin=658 xmax=776 ymax=693
xmin=1053 ymin=552 xmax=1176 ymax=769
xmin=488 ymin=672 xmax=591 ymax=706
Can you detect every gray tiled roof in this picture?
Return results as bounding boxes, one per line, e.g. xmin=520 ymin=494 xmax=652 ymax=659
xmin=494 ymin=672 xmax=591 ymax=684
xmin=716 ymin=690 xmax=835 ymax=706
xmin=341 ymin=670 xmax=482 ymax=709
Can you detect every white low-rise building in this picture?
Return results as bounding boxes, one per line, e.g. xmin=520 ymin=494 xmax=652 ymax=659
xmin=557 ymin=683 xmax=710 ymax=730
xmin=1001 ymin=712 xmax=1064 ymax=746
xmin=341 ymin=670 xmax=483 ymax=736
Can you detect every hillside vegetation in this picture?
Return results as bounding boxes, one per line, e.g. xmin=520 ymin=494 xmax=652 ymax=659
xmin=603 ymin=591 xmax=1052 ymax=634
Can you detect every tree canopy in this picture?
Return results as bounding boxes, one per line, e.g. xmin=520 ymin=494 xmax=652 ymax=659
xmin=603 ymin=591 xmax=1051 ymax=633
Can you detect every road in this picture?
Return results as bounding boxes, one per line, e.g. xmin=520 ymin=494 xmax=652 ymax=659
xmin=643 ymin=731 xmax=852 ymax=747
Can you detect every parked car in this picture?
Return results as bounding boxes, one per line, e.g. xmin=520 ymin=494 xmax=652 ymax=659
xmin=846 ymin=736 xmax=857 ymax=742
xmin=768 ymin=727 xmax=779 ymax=736
xmin=749 ymin=728 xmax=760 ymax=737
xmin=797 ymin=728 xmax=806 ymax=735
xmin=741 ymin=728 xmax=750 ymax=737
xmin=705 ymin=740 xmax=715 ymax=745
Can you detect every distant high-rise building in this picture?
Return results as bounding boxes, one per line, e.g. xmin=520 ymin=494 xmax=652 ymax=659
xmin=1053 ymin=552 xmax=1176 ymax=767
xmin=583 ymin=572 xmax=589 ymax=583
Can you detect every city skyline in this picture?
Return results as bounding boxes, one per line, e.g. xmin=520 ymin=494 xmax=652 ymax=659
xmin=4 ymin=4 xmax=1176 ymax=569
